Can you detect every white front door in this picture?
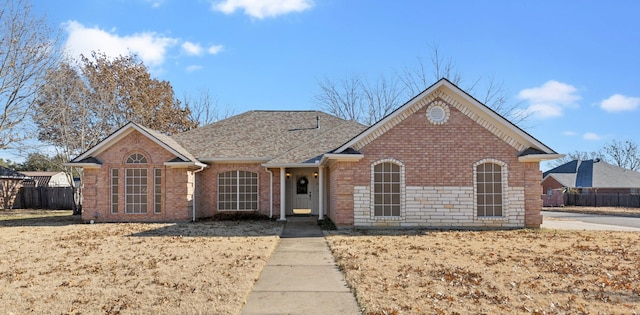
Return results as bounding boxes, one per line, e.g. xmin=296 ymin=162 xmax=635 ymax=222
xmin=294 ymin=174 xmax=312 ymax=210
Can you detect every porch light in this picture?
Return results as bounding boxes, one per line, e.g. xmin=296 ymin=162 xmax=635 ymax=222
xmin=313 ymin=171 xmax=318 ymax=178
xmin=286 ymin=172 xmax=291 ymax=178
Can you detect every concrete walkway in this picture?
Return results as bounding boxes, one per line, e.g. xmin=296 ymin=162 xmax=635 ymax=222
xmin=241 ymin=216 xmax=361 ymax=315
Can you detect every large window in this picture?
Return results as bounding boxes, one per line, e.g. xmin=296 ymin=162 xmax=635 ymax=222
xmin=373 ymin=161 xmax=401 ymax=217
xmin=476 ymin=162 xmax=504 ymax=217
xmin=218 ymin=171 xmax=258 ymax=210
xmin=125 ymin=153 xmax=148 ymax=214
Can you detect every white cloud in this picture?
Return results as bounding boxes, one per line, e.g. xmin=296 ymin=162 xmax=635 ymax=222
xmin=563 ymin=131 xmax=578 ymax=136
xmin=186 ymin=65 xmax=203 ymax=72
xmin=583 ymin=132 xmax=603 ymax=141
xmin=147 ymin=0 xmax=164 ymax=8
xmin=182 ymin=41 xmax=203 ymax=56
xmin=212 ymin=0 xmax=313 ymax=19
xmin=517 ymin=80 xmax=581 ymax=119
xmin=63 ymin=21 xmax=178 ymax=67
xmin=208 ymin=44 xmax=224 ymax=55
xmin=600 ymin=94 xmax=640 ymax=112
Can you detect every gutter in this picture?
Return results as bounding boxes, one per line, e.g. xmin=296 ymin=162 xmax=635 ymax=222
xmin=192 ymin=165 xmax=206 ymax=222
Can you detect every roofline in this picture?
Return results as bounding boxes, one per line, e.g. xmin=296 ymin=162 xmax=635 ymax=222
xmin=319 ymin=153 xmax=365 ymax=165
xmin=164 ymin=161 xmax=208 ymax=168
xmin=72 ymin=122 xmax=193 ymax=163
xmin=335 ymin=78 xmax=557 ymax=154
xmin=518 ymin=154 xmax=565 ymax=162
xmin=263 ymin=162 xmax=321 ymax=168
xmin=200 ymin=157 xmax=272 ymax=164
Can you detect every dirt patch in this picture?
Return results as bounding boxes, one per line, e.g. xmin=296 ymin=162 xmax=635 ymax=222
xmin=326 ymin=229 xmax=640 ymax=314
xmin=543 ymin=206 xmax=640 ymax=217
xmin=0 ymin=211 xmax=283 ymax=314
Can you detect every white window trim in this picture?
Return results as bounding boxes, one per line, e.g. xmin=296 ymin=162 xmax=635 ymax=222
xmin=370 ymin=159 xmax=405 ymax=220
xmin=110 ymin=168 xmax=118 ymax=214
xmin=154 ymin=168 xmax=162 ymax=214
xmin=473 ymin=158 xmax=508 ymax=220
xmin=217 ymin=170 xmax=259 ymax=211
xmin=125 ymin=168 xmax=148 ymax=214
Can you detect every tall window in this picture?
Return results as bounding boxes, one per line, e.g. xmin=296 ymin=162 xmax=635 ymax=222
xmin=218 ymin=171 xmax=258 ymax=210
xmin=111 ymin=169 xmax=118 ymax=213
xmin=154 ymin=168 xmax=162 ymax=213
xmin=373 ymin=162 xmax=401 ymax=217
xmin=125 ymin=153 xmax=148 ymax=214
xmin=476 ymin=162 xmax=504 ymax=217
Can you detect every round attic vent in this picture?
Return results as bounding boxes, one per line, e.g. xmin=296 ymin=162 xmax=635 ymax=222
xmin=426 ymin=101 xmax=450 ymax=125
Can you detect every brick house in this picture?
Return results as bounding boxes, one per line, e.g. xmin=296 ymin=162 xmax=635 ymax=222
xmin=68 ymin=79 xmax=561 ymax=228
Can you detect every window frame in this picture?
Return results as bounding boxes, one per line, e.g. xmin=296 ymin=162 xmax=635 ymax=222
xmin=474 ymin=159 xmax=508 ymax=219
xmin=111 ymin=168 xmax=118 ymax=214
xmin=154 ymin=168 xmax=162 ymax=214
xmin=217 ymin=170 xmax=259 ymax=211
xmin=125 ymin=168 xmax=148 ymax=214
xmin=371 ymin=159 xmax=404 ymax=219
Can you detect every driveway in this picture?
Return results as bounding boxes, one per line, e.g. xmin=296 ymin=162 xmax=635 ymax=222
xmin=542 ymin=211 xmax=640 ymax=231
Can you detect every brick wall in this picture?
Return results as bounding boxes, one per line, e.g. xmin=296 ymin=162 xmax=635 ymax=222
xmin=82 ymin=130 xmax=192 ymax=222
xmin=195 ymin=164 xmax=282 ymax=219
xmin=332 ymin=95 xmax=542 ymax=229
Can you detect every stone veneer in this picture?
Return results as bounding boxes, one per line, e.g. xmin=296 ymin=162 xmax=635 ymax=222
xmin=353 ymin=185 xmax=526 ymax=228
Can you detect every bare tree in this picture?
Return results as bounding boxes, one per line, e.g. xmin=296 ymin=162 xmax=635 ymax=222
xmin=0 ymin=0 xmax=59 ymax=149
xmin=314 ymin=75 xmax=365 ymax=122
xmin=361 ymin=75 xmax=404 ymax=125
xmin=183 ymin=88 xmax=235 ymax=126
xmin=602 ymin=139 xmax=640 ymax=171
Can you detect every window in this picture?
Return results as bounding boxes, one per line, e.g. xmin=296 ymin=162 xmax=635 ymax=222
xmin=476 ymin=162 xmax=504 ymax=217
xmin=111 ymin=169 xmax=118 ymax=213
xmin=373 ymin=162 xmax=401 ymax=217
xmin=125 ymin=168 xmax=148 ymax=214
xmin=218 ymin=171 xmax=258 ymax=210
xmin=154 ymin=168 xmax=162 ymax=213
xmin=126 ymin=153 xmax=147 ymax=164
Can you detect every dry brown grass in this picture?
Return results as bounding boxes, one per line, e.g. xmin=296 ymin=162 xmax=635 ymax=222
xmin=326 ymin=229 xmax=640 ymax=315
xmin=0 ymin=210 xmax=282 ymax=315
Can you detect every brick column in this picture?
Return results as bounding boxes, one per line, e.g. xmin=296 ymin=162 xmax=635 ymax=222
xmin=523 ymin=162 xmax=543 ymax=228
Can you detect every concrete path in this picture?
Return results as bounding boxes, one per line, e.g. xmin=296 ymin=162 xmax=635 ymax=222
xmin=241 ymin=216 xmax=361 ymax=315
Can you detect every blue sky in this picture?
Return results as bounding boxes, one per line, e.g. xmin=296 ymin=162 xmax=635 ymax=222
xmin=7 ymin=0 xmax=640 ymax=169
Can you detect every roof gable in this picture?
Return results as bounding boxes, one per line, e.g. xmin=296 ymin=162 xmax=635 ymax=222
xmin=545 ymin=159 xmax=640 ymax=188
xmin=70 ymin=122 xmax=198 ymax=164
xmin=335 ymin=79 xmax=557 ymax=159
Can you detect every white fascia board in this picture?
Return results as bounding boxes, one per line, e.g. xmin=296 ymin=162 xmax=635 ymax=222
xmin=518 ymin=154 xmax=565 ymax=162
xmin=63 ymin=162 xmax=102 ymax=169
xmin=164 ymin=161 xmax=208 ymax=168
xmin=319 ymin=153 xmax=364 ymax=165
xmin=200 ymin=157 xmax=272 ymax=164
xmin=262 ymin=163 xmax=321 ymax=168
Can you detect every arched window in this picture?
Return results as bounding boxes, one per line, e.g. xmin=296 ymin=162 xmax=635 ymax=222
xmin=475 ymin=161 xmax=505 ymax=217
xmin=373 ymin=161 xmax=402 ymax=217
xmin=126 ymin=153 xmax=147 ymax=164
xmin=124 ymin=153 xmax=148 ymax=214
xmin=218 ymin=170 xmax=258 ymax=210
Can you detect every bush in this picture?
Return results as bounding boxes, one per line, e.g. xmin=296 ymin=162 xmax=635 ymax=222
xmin=205 ymin=211 xmax=271 ymax=221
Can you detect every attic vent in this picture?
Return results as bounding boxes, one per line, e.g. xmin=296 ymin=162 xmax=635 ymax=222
xmin=426 ymin=101 xmax=450 ymax=125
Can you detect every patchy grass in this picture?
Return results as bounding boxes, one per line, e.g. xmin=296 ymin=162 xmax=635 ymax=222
xmin=326 ymin=229 xmax=640 ymax=314
xmin=0 ymin=211 xmax=283 ymax=315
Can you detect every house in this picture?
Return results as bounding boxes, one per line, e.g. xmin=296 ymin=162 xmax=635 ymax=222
xmin=20 ymin=171 xmax=71 ymax=187
xmin=0 ymin=166 xmax=30 ymax=209
xmin=66 ymin=79 xmax=561 ymax=228
xmin=542 ymin=159 xmax=640 ymax=194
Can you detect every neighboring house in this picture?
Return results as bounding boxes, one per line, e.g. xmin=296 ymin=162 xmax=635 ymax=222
xmin=66 ymin=79 xmax=561 ymax=228
xmin=542 ymin=159 xmax=640 ymax=194
xmin=0 ymin=166 xmax=30 ymax=209
xmin=20 ymin=171 xmax=72 ymax=187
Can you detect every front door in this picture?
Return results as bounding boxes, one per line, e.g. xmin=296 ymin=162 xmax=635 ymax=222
xmin=294 ymin=175 xmax=312 ymax=210
xmin=288 ymin=170 xmax=319 ymax=215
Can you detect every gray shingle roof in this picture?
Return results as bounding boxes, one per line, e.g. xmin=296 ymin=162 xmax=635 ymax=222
xmin=545 ymin=159 xmax=640 ymax=188
xmin=172 ymin=110 xmax=366 ymax=164
xmin=0 ymin=166 xmax=28 ymax=179
xmin=136 ymin=124 xmax=199 ymax=163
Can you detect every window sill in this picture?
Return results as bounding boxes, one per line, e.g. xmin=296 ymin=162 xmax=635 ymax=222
xmin=476 ymin=216 xmax=506 ymax=221
xmin=372 ymin=216 xmax=402 ymax=221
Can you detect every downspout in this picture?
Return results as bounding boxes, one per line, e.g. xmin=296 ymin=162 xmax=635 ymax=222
xmin=192 ymin=166 xmax=206 ymax=222
xmin=265 ymin=168 xmax=274 ymax=218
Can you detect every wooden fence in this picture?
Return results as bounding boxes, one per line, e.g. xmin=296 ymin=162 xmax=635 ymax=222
xmin=563 ymin=193 xmax=640 ymax=208
xmin=15 ymin=186 xmax=75 ymax=210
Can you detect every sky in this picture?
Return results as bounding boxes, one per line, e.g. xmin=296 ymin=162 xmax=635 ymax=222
xmin=5 ymin=0 xmax=640 ymax=170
